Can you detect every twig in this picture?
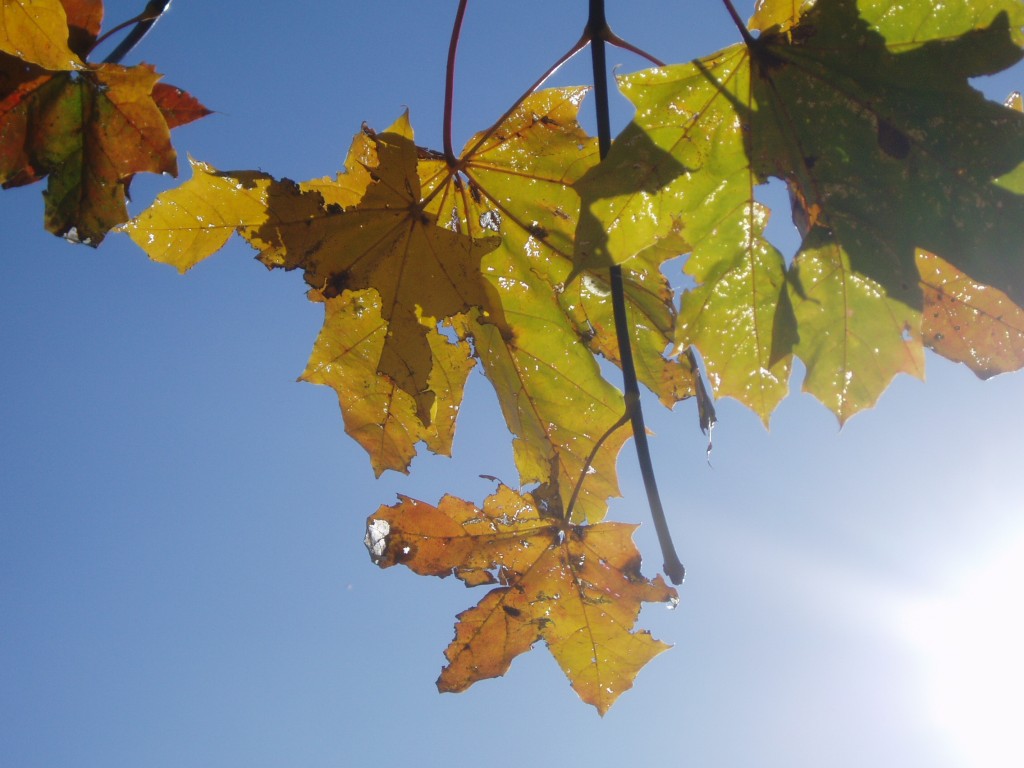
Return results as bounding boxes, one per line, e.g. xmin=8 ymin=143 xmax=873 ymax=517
xmin=443 ymin=0 xmax=471 ymax=167
xmin=721 ymin=0 xmax=756 ymax=46
xmin=97 ymin=0 xmax=173 ymax=64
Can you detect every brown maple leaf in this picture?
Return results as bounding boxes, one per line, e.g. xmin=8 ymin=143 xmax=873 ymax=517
xmin=254 ymin=113 xmax=505 ymax=423
xmin=366 ymin=484 xmax=677 ymax=715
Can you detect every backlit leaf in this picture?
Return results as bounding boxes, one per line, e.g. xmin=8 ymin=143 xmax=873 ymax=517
xmin=366 ymin=485 xmax=676 ymax=715
xmin=0 ymin=0 xmax=83 ymax=70
xmin=302 ymin=290 xmax=475 ymax=476
xmin=749 ymin=0 xmax=1024 ymax=419
xmin=0 ymin=0 xmax=206 ymax=243
xmin=749 ymin=0 xmax=806 ymax=32
xmin=575 ymin=48 xmax=794 ymax=423
xmin=578 ymin=0 xmax=1024 ymax=423
xmin=422 ymin=88 xmax=692 ymax=520
xmin=254 ymin=113 xmax=504 ymax=423
xmin=122 ymin=158 xmax=279 ymax=272
xmin=126 ymin=122 xmax=501 ymax=474
xmin=918 ymin=250 xmax=1024 ymax=378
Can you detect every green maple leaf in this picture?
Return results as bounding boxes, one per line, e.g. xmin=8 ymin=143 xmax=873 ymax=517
xmin=577 ymin=0 xmax=1024 ymax=422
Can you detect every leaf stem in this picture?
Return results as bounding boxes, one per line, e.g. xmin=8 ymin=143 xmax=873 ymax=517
xmin=587 ymin=0 xmax=685 ymax=585
xmin=720 ymin=0 xmax=756 ymax=46
xmin=443 ymin=0 xmax=471 ymax=167
xmin=565 ymin=410 xmax=630 ymax=522
xmin=461 ymin=12 xmax=662 ymax=162
xmin=96 ymin=0 xmax=173 ymax=64
xmin=462 ymin=33 xmax=591 ymax=161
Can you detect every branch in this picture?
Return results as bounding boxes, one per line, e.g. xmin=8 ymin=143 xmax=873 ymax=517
xmin=586 ymin=0 xmax=685 ymax=585
xmin=97 ymin=0 xmax=173 ymax=64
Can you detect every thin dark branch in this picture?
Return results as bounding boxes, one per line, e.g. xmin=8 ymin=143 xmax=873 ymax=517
xmin=462 ymin=32 xmax=591 ymax=161
xmin=443 ymin=0 xmax=471 ymax=167
xmin=460 ymin=6 xmax=662 ymax=164
xmin=587 ymin=0 xmax=685 ymax=585
xmin=98 ymin=0 xmax=173 ymax=64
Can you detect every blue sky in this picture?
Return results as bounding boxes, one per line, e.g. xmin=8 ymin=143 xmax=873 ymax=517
xmin=3 ymin=1 xmax=1024 ymax=766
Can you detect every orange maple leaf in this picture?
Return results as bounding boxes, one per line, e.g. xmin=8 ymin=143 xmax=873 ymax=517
xmin=366 ymin=484 xmax=677 ymax=715
xmin=0 ymin=0 xmax=208 ymax=243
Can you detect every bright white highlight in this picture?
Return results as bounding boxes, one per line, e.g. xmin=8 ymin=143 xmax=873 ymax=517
xmin=900 ymin=534 xmax=1024 ymax=768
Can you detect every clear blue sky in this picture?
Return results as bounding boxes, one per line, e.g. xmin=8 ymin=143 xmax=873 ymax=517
xmin=3 ymin=2 xmax=1023 ymax=766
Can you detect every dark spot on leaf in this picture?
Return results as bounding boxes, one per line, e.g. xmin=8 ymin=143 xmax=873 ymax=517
xmin=395 ymin=542 xmax=416 ymax=563
xmin=502 ymin=605 xmax=522 ymax=618
xmin=934 ymin=333 xmax=945 ymax=341
xmin=527 ymin=223 xmax=549 ymax=239
xmin=324 ymin=270 xmax=350 ymax=298
xmin=791 ymin=23 xmax=817 ymax=44
xmin=878 ymin=118 xmax=911 ymax=159
xmin=804 ymin=155 xmax=817 ymax=169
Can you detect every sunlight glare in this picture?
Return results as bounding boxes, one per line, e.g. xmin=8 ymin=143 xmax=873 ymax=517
xmin=900 ymin=533 xmax=1024 ymax=768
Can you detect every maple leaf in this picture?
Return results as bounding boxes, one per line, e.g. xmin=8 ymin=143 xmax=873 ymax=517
xmin=575 ymin=50 xmax=794 ymax=423
xmin=0 ymin=0 xmax=84 ymax=71
xmin=365 ymin=484 xmax=677 ymax=715
xmin=125 ymin=123 xmax=502 ymax=473
xmin=254 ymin=113 xmax=506 ymax=425
xmin=576 ymin=0 xmax=1024 ymax=423
xmin=0 ymin=0 xmax=207 ymax=244
xmin=918 ymin=250 xmax=1024 ymax=378
xmin=301 ymin=289 xmax=475 ymax=476
xmin=419 ymin=88 xmax=694 ymax=520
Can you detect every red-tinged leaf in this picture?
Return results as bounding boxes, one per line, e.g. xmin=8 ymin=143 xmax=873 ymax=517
xmin=61 ymin=0 xmax=102 ymax=58
xmin=0 ymin=1 xmax=207 ymax=243
xmin=3 ymin=63 xmax=180 ymax=243
xmin=152 ymin=82 xmax=211 ymax=129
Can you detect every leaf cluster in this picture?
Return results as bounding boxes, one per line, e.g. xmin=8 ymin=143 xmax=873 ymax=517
xmin=5 ymin=0 xmax=1024 ymax=713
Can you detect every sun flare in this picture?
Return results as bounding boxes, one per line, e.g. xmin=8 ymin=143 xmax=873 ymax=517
xmin=900 ymin=534 xmax=1024 ymax=768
